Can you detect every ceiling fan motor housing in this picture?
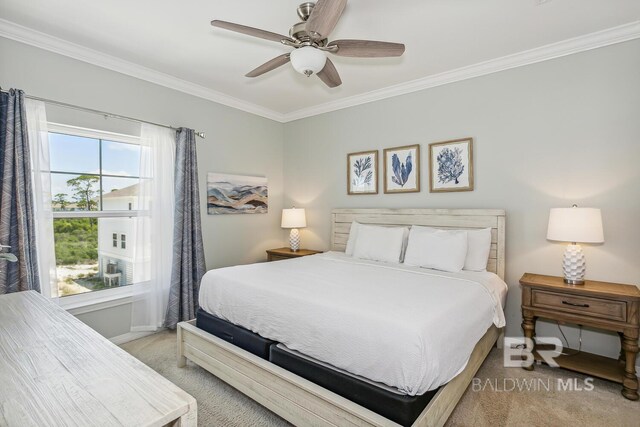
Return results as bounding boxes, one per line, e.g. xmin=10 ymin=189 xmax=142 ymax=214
xmin=290 ymin=22 xmax=328 ymax=46
xmin=290 ymin=2 xmax=327 ymax=45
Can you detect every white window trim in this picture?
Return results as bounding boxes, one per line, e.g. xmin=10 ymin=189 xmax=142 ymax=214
xmin=60 ymin=285 xmax=134 ymax=314
xmin=48 ymin=122 xmax=141 ymax=145
xmin=49 ymin=123 xmax=143 ymax=313
xmin=60 ymin=279 xmax=154 ymax=316
xmin=53 ymin=210 xmax=144 ymax=219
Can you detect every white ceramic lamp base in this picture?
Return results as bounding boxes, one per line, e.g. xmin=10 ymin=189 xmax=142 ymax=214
xmin=289 ymin=228 xmax=300 ymax=252
xmin=563 ymin=243 xmax=586 ymax=285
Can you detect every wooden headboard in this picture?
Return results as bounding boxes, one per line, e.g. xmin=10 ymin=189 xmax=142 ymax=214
xmin=330 ymin=208 xmax=506 ymax=280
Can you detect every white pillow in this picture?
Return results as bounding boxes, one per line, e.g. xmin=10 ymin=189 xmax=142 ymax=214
xmin=345 ymin=221 xmax=360 ymax=256
xmin=404 ymin=227 xmax=468 ymax=272
xmin=464 ymin=228 xmax=492 ymax=272
xmin=346 ymin=222 xmax=410 ymax=261
xmin=352 ymin=224 xmax=406 ymax=263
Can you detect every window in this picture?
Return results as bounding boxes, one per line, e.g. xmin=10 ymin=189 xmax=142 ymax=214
xmin=50 ymin=124 xmax=143 ymax=297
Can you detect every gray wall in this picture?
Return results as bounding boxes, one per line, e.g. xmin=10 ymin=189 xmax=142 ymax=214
xmin=283 ymin=39 xmax=640 ymax=362
xmin=2 ymin=34 xmax=639 ymax=363
xmin=0 ymin=37 xmax=285 ymax=338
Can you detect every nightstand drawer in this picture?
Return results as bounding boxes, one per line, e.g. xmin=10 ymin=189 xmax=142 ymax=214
xmin=531 ymin=289 xmax=626 ymax=322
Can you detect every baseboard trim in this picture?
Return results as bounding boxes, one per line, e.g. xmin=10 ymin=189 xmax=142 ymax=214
xmin=109 ymin=330 xmax=158 ymax=345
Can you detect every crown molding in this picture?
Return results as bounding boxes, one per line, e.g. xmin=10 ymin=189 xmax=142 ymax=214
xmin=0 ymin=19 xmax=287 ymax=122
xmin=282 ymin=20 xmax=640 ymax=122
xmin=1 ymin=18 xmax=639 ymax=124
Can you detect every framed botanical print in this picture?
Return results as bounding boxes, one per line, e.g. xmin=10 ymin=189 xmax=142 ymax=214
xmin=383 ymin=144 xmax=420 ymax=193
xmin=347 ymin=150 xmax=378 ymax=195
xmin=429 ymin=138 xmax=474 ymax=192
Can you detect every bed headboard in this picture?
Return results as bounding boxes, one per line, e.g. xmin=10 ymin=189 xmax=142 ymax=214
xmin=331 ymin=208 xmax=506 ymax=280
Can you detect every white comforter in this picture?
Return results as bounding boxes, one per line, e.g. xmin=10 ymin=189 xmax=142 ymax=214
xmin=199 ymin=252 xmax=507 ymax=395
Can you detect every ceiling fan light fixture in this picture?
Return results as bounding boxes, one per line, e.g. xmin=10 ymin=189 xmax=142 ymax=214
xmin=290 ymin=46 xmax=326 ymax=77
xmin=211 ymin=0 xmax=405 ymax=88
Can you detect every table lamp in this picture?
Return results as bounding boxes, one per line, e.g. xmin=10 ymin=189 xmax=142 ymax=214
xmin=281 ymin=208 xmax=307 ymax=252
xmin=546 ymin=205 xmax=604 ymax=285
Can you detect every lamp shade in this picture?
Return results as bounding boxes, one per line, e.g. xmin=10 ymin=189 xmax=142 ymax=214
xmin=290 ymin=46 xmax=326 ymax=76
xmin=281 ymin=208 xmax=307 ymax=229
xmin=547 ymin=207 xmax=604 ymax=243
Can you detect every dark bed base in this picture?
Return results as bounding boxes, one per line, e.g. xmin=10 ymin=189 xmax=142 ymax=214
xmin=270 ymin=345 xmax=436 ymax=426
xmin=195 ymin=309 xmax=435 ymax=426
xmin=196 ymin=309 xmax=276 ymax=359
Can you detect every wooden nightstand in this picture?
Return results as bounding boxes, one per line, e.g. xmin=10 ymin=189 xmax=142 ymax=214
xmin=520 ymin=273 xmax=640 ymax=400
xmin=266 ymin=247 xmax=322 ymax=262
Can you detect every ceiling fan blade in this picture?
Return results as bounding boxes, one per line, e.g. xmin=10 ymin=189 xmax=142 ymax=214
xmin=211 ymin=20 xmax=293 ymax=44
xmin=317 ymin=58 xmax=342 ymax=88
xmin=245 ymin=54 xmax=291 ymax=78
xmin=306 ymin=0 xmax=347 ymax=39
xmin=328 ymin=39 xmax=405 ymax=57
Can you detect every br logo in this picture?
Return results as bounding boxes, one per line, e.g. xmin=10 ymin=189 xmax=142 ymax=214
xmin=503 ymin=337 xmax=563 ymax=368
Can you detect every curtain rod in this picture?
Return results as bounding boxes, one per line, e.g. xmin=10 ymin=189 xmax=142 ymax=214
xmin=0 ymin=89 xmax=205 ymax=139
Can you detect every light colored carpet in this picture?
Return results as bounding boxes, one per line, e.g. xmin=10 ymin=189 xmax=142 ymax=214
xmin=121 ymin=331 xmax=639 ymax=427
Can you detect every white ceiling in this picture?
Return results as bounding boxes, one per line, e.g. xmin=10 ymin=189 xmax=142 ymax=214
xmin=1 ymin=0 xmax=639 ymax=120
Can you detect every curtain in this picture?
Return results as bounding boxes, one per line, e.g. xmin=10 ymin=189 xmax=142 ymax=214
xmin=164 ymin=128 xmax=205 ymax=328
xmin=24 ymin=99 xmax=58 ymax=300
xmin=130 ymin=123 xmax=176 ymax=331
xmin=0 ymin=89 xmax=40 ymax=294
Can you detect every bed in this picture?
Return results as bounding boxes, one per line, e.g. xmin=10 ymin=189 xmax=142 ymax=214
xmin=177 ymin=208 xmax=507 ymax=427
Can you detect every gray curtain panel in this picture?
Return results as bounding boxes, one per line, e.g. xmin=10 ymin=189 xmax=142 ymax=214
xmin=0 ymin=89 xmax=40 ymax=294
xmin=164 ymin=128 xmax=206 ymax=328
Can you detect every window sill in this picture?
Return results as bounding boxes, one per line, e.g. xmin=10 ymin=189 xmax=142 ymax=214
xmin=59 ymin=286 xmax=134 ymax=315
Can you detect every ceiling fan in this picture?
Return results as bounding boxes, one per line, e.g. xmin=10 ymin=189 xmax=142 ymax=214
xmin=210 ymin=0 xmax=405 ymax=88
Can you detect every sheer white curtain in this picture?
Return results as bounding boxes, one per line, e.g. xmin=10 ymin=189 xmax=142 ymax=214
xmin=130 ymin=123 xmax=175 ymax=332
xmin=24 ymin=99 xmax=58 ymax=300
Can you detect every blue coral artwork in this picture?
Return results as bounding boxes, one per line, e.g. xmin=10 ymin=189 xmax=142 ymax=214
xmin=348 ymin=150 xmax=378 ymax=194
xmin=429 ymin=138 xmax=474 ymax=192
xmin=384 ymin=144 xmax=420 ymax=193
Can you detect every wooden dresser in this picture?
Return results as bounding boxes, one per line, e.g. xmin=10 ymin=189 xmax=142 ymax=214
xmin=520 ymin=273 xmax=640 ymax=400
xmin=0 ymin=291 xmax=197 ymax=425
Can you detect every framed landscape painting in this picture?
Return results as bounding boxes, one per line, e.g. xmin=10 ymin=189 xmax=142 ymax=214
xmin=428 ymin=138 xmax=474 ymax=193
xmin=383 ymin=144 xmax=420 ymax=193
xmin=207 ymin=173 xmax=268 ymax=214
xmin=347 ymin=150 xmax=378 ymax=195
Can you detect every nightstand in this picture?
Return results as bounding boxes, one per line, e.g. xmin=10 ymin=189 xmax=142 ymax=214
xmin=520 ymin=273 xmax=640 ymax=400
xmin=266 ymin=247 xmax=322 ymax=262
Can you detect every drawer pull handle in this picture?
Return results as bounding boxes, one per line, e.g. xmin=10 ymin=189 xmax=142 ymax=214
xmin=562 ymin=300 xmax=589 ymax=308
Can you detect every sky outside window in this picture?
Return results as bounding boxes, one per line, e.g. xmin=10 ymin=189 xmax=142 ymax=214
xmin=49 ymin=133 xmax=99 ymax=173
xmin=49 ymin=133 xmax=141 ymax=211
xmin=102 ymin=140 xmax=141 ymax=177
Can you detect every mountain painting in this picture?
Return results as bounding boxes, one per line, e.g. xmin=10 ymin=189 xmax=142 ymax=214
xmin=207 ymin=173 xmax=268 ymax=214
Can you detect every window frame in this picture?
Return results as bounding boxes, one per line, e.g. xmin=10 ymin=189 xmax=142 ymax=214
xmin=48 ymin=123 xmax=145 ymax=308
